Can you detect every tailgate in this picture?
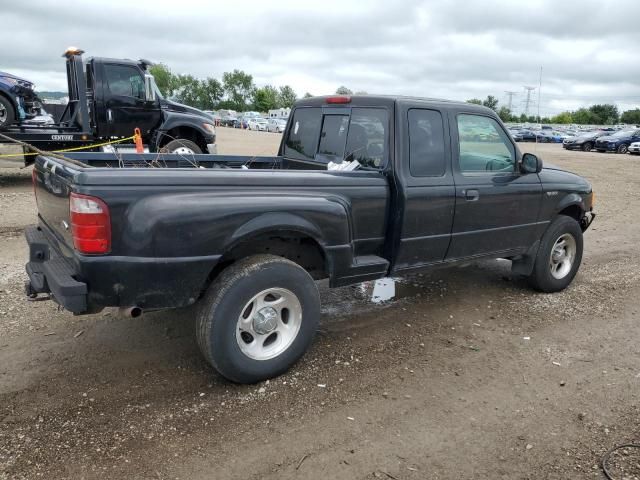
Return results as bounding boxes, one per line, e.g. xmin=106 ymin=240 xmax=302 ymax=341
xmin=32 ymin=156 xmax=78 ymax=251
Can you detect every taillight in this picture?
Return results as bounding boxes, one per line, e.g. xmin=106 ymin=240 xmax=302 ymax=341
xmin=326 ymin=95 xmax=351 ymax=104
xmin=69 ymin=192 xmax=111 ymax=254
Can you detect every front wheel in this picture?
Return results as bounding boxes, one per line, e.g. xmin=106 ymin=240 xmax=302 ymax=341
xmin=527 ymin=216 xmax=583 ymax=292
xmin=581 ymin=142 xmax=593 ymax=152
xmin=159 ymin=139 xmax=203 ymax=155
xmin=0 ymin=96 xmax=16 ymax=129
xmin=196 ymin=255 xmax=320 ymax=383
xmin=617 ymin=144 xmax=629 ymax=154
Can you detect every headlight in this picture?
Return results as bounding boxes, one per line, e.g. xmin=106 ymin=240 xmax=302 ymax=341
xmin=202 ymin=123 xmax=216 ymax=134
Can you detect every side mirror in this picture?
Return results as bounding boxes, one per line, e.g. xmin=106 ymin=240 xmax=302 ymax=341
xmin=144 ymin=74 xmax=157 ymax=103
xmin=521 ymin=153 xmax=543 ymax=174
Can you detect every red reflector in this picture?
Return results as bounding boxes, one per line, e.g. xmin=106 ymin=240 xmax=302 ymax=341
xmin=69 ymin=193 xmax=111 ymax=254
xmin=326 ymin=95 xmax=351 ymax=104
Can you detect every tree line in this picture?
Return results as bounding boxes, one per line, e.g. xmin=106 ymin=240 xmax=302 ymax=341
xmin=466 ymin=96 xmax=640 ymax=125
xmin=149 ymin=64 xmax=300 ymax=112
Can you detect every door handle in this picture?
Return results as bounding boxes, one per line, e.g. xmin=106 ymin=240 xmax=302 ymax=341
xmin=462 ymin=189 xmax=480 ymax=201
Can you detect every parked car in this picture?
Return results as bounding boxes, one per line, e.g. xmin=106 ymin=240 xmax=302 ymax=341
xmin=25 ymin=95 xmax=595 ymax=384
xmin=248 ymin=117 xmax=268 ymax=131
xmin=594 ymin=129 xmax=640 ymax=154
xmin=234 ymin=116 xmax=249 ymax=129
xmin=220 ymin=115 xmax=237 ymax=127
xmin=0 ymin=71 xmax=43 ymax=128
xmin=629 ymin=142 xmax=640 ymax=155
xmin=563 ymin=131 xmax=607 ymax=152
xmin=534 ymin=131 xmax=554 ymax=143
xmin=267 ymin=118 xmax=287 ymax=133
xmin=514 ymin=129 xmax=537 ymax=142
xmin=550 ymin=131 xmax=571 ymax=143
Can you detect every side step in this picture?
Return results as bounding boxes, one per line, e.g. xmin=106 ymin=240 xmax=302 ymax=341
xmin=331 ymin=255 xmax=389 ymax=287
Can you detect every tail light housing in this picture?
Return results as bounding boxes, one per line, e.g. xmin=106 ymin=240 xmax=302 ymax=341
xmin=69 ymin=192 xmax=111 ymax=254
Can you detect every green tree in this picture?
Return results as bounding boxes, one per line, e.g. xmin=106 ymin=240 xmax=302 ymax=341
xmin=497 ymin=106 xmax=513 ymax=122
xmin=303 ymin=92 xmax=313 ymax=98
xmin=589 ymin=104 xmax=619 ymax=125
xmin=466 ymin=98 xmax=483 ymax=105
xmin=572 ymin=108 xmax=599 ymax=125
xmin=621 ymin=109 xmax=640 ymax=125
xmin=335 ymin=86 xmax=353 ymax=95
xmin=173 ymin=74 xmax=205 ymax=108
xmin=482 ymin=95 xmax=499 ymax=111
xmin=200 ymin=78 xmax=224 ymax=110
xmin=253 ymin=85 xmax=279 ymax=112
xmin=277 ymin=85 xmax=298 ymax=108
xmin=550 ymin=111 xmax=573 ymax=124
xmin=148 ymin=63 xmax=176 ymax=98
xmin=222 ymin=69 xmax=255 ymax=111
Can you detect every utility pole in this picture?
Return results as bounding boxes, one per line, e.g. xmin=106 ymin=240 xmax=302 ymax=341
xmin=523 ymin=86 xmax=536 ymax=116
xmin=504 ymin=91 xmax=517 ymax=111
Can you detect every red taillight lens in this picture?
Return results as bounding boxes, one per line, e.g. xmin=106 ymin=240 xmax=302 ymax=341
xmin=69 ymin=192 xmax=111 ymax=254
xmin=326 ymin=95 xmax=351 ymax=104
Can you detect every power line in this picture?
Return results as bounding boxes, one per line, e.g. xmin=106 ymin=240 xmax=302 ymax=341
xmin=504 ymin=91 xmax=517 ymax=111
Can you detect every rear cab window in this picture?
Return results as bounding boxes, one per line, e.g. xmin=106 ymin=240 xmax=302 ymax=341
xmin=284 ymin=107 xmax=389 ymax=169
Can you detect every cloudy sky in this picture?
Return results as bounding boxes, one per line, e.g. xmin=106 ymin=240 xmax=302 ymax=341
xmin=3 ymin=0 xmax=639 ymax=115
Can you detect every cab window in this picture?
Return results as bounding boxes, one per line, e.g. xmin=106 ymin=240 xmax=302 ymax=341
xmin=456 ymin=114 xmax=515 ymax=173
xmin=104 ymin=64 xmax=145 ymax=100
xmin=283 ymin=107 xmax=388 ymax=169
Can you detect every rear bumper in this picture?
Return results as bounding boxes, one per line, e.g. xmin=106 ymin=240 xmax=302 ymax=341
xmin=25 ymin=223 xmax=221 ymax=315
xmin=25 ymin=225 xmax=88 ymax=314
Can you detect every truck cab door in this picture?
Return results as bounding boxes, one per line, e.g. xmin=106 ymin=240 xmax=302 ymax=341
xmin=390 ymin=106 xmax=456 ymax=272
xmin=101 ymin=63 xmax=161 ymax=139
xmin=445 ymin=111 xmax=543 ymax=260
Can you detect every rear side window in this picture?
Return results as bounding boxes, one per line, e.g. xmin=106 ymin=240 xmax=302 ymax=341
xmin=408 ymin=109 xmax=446 ymax=176
xmin=284 ymin=108 xmax=322 ymax=161
xmin=346 ymin=108 xmax=388 ymax=168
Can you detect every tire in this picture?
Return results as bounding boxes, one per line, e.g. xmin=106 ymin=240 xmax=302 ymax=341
xmin=617 ymin=144 xmax=629 ymax=154
xmin=581 ymin=142 xmax=592 ymax=152
xmin=196 ymin=254 xmax=320 ymax=384
xmin=159 ymin=139 xmax=202 ymax=155
xmin=0 ymin=96 xmax=16 ymax=129
xmin=527 ymin=216 xmax=583 ymax=293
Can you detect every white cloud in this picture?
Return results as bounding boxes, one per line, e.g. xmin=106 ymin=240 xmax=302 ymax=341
xmin=2 ymin=0 xmax=639 ymax=115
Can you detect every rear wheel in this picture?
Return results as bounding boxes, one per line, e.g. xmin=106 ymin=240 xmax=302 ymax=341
xmin=527 ymin=216 xmax=583 ymax=292
xmin=617 ymin=143 xmax=629 ymax=154
xmin=160 ymin=139 xmax=202 ymax=155
xmin=581 ymin=142 xmax=593 ymax=152
xmin=196 ymin=255 xmax=320 ymax=383
xmin=0 ymin=96 xmax=16 ymax=129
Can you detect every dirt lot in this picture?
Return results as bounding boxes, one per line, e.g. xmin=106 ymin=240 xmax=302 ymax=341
xmin=1 ymin=131 xmax=639 ymax=480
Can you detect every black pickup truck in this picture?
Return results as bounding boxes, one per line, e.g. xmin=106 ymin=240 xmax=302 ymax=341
xmin=25 ymin=95 xmax=595 ymax=383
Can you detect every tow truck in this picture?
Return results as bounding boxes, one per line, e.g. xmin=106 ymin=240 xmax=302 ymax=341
xmin=0 ymin=47 xmax=217 ymax=164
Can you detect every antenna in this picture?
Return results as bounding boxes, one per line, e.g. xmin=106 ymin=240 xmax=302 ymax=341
xmin=504 ymin=91 xmax=517 ymax=111
xmin=523 ymin=86 xmax=536 ymax=116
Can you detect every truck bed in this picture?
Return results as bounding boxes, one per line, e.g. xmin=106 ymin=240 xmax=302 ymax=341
xmin=30 ymin=152 xmax=391 ymax=313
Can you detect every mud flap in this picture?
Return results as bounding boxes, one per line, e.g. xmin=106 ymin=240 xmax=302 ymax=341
xmin=511 ymin=240 xmax=540 ymax=276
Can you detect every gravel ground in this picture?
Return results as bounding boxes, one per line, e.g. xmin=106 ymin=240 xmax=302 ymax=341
xmin=0 ymin=132 xmax=639 ymax=479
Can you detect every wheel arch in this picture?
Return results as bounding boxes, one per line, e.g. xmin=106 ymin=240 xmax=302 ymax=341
xmin=158 ymin=125 xmax=207 ymax=152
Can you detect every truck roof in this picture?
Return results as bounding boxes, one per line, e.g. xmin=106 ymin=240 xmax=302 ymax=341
xmin=295 ymin=95 xmax=494 ymax=114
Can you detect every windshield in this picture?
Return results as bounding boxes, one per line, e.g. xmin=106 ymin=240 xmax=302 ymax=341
xmin=612 ymin=130 xmax=634 ymax=137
